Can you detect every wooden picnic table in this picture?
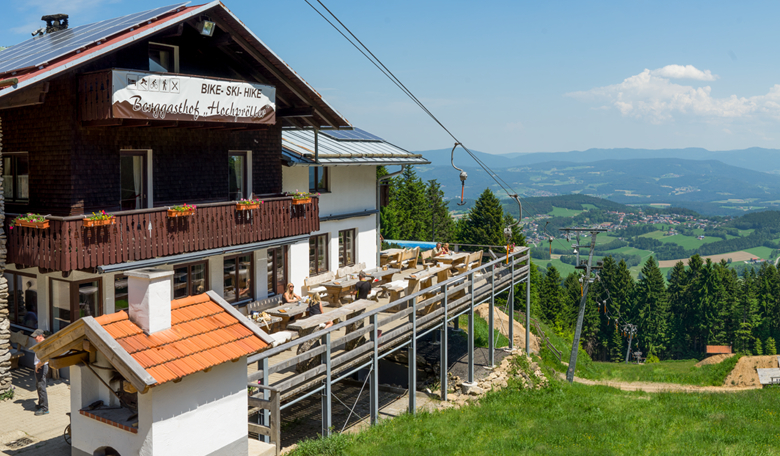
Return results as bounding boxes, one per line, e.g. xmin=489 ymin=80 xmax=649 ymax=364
xmin=364 ymin=267 xmax=400 ymax=285
xmin=380 ymin=248 xmax=404 ymax=257
xmin=287 ymin=300 xmax=375 ymax=372
xmin=266 ymin=301 xmax=310 ymax=328
xmin=320 ymin=276 xmax=385 ymax=307
xmin=434 ymin=252 xmax=469 ymax=265
xmin=251 ymin=315 xmax=283 ymax=334
xmin=406 ymin=264 xmax=453 ymax=303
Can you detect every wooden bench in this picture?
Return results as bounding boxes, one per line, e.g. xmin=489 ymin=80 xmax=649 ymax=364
xmin=454 ymin=250 xmax=483 ymax=275
xmin=303 ymin=271 xmax=335 ymax=296
xmin=381 ymin=279 xmax=409 ymax=304
xmin=288 ymin=307 xmax=353 ymax=373
xmin=399 ymin=247 xmax=420 ymax=270
xmin=421 ymin=249 xmax=436 ymax=267
xmin=336 ymin=262 xmax=367 ymax=279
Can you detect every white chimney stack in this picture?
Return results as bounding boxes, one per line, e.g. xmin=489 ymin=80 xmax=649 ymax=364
xmin=125 ymin=268 xmax=174 ymax=335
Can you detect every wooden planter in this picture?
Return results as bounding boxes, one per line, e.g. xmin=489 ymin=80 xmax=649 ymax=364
xmin=14 ymin=219 xmax=49 ymax=229
xmin=236 ymin=203 xmax=260 ymax=211
xmin=83 ymin=218 xmax=115 ymax=228
xmin=291 ymin=198 xmax=311 ymax=205
xmin=167 ymin=209 xmax=195 ymax=218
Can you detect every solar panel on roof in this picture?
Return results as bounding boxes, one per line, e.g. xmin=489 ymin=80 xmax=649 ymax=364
xmin=321 ymin=128 xmax=384 ymax=142
xmin=0 ymin=3 xmax=188 ymax=76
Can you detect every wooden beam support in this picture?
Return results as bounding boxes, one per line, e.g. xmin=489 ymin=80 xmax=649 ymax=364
xmin=218 ymin=24 xmax=344 ymax=128
xmin=119 ymin=120 xmax=150 ymax=128
xmin=83 ymin=318 xmax=157 ymax=394
xmin=0 ymin=82 xmax=48 ymax=110
xmin=49 ymin=351 xmax=89 ymax=370
xmin=145 ymin=121 xmax=178 ymax=129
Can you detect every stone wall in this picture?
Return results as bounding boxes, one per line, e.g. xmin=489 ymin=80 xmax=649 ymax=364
xmin=0 ymin=115 xmax=9 ymax=395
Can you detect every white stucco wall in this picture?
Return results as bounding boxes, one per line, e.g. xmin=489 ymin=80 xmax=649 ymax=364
xmin=282 ymin=165 xmax=379 ymax=294
xmin=149 ymin=357 xmax=248 ymax=455
xmin=71 ymin=356 xmax=248 ymax=456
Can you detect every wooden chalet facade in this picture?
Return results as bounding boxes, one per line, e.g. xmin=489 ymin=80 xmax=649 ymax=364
xmin=0 ymin=2 xmax=352 ymax=340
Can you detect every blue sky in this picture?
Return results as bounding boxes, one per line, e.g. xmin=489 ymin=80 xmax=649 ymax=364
xmin=3 ymin=1 xmax=780 ymax=154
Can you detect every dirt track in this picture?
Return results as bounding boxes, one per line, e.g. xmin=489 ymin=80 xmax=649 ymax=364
xmin=564 ymin=375 xmax=760 ymax=393
xmin=474 ymin=303 xmax=540 ymax=353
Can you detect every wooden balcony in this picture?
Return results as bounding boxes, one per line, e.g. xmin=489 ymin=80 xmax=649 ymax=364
xmin=6 ymin=197 xmax=319 ymax=272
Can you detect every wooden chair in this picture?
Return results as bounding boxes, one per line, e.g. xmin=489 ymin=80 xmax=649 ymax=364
xmin=399 ymin=247 xmax=420 ymax=270
xmin=9 ymin=331 xmax=28 ymax=370
xmin=421 ymin=249 xmax=435 ymax=266
xmin=303 ymin=271 xmax=335 ymax=296
xmin=454 ymin=251 xmax=483 ymax=275
xmin=384 ymin=251 xmax=403 ymax=269
xmin=336 ymin=262 xmax=367 ymax=279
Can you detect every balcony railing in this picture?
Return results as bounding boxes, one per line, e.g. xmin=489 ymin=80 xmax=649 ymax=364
xmin=6 ymin=197 xmax=319 ymax=272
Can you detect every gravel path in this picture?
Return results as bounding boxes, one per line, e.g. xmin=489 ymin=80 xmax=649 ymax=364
xmin=560 ymin=373 xmax=761 ymax=393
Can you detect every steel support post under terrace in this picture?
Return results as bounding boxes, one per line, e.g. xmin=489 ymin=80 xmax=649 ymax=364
xmin=489 ymin=265 xmax=495 ymax=367
xmin=526 ymin=269 xmax=531 ymax=354
xmin=370 ymin=314 xmax=379 ymax=425
xmin=468 ymin=273 xmax=475 ymax=383
xmin=440 ymin=283 xmax=448 ymax=401
xmin=508 ymin=260 xmax=515 ymax=350
xmin=321 ymin=332 xmax=332 ymax=437
xmin=262 ymin=357 xmax=270 ymax=443
xmin=408 ymin=297 xmax=417 ymax=414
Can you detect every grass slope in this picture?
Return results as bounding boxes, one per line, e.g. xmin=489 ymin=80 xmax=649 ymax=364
xmin=291 ymin=371 xmax=780 ymax=456
xmin=457 ymin=313 xmax=510 ymax=349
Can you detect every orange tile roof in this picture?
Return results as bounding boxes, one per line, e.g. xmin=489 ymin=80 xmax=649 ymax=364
xmin=94 ymin=293 xmax=267 ymax=386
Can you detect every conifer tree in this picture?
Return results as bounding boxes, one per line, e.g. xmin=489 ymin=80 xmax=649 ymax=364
xmin=634 ymin=257 xmax=670 ymax=357
xmin=666 ymin=261 xmax=689 ymax=358
xmin=766 ymin=337 xmax=777 ymax=356
xmin=609 ymin=324 xmax=625 ymax=363
xmin=754 ymin=338 xmax=763 ymax=356
xmin=540 ymin=265 xmax=564 ymax=329
xmin=458 ymin=189 xmax=508 ymax=247
xmin=424 ymin=179 xmax=456 ymax=243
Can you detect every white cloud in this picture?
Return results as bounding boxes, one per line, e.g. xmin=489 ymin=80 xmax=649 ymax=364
xmin=650 ymin=64 xmax=717 ymax=81
xmin=567 ymin=66 xmax=780 ymax=123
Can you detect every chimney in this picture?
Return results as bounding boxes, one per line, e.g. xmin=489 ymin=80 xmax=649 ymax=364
xmin=125 ymin=268 xmax=174 ymax=335
xmin=41 ymin=14 xmax=69 ymax=33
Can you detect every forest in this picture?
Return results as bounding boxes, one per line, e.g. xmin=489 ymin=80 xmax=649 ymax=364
xmin=381 ymin=166 xmax=780 ymax=360
xmin=531 ymin=255 xmax=779 ymax=361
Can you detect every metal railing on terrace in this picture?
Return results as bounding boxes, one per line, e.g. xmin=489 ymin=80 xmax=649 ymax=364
xmin=6 ymin=196 xmax=319 ymax=271
xmin=246 ymin=247 xmax=531 ymax=447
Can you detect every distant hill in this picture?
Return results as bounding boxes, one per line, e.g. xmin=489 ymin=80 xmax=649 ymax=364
xmin=415 ymin=147 xmax=780 ymax=175
xmin=414 ymin=156 xmax=780 ymax=216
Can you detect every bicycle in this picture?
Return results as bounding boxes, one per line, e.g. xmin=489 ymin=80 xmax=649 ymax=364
xmin=63 ymin=412 xmax=71 ymax=445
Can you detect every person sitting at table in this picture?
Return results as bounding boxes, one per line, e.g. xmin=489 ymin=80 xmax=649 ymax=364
xmin=306 ymin=294 xmax=333 ymax=328
xmin=351 ymin=271 xmax=371 ymax=300
xmin=442 ymin=243 xmax=451 ymax=255
xmin=433 ymin=242 xmax=444 ymax=256
xmin=283 ymin=283 xmax=302 ymax=303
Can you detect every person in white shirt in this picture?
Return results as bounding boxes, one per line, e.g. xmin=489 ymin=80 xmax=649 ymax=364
xmin=31 ymin=329 xmax=48 ymax=415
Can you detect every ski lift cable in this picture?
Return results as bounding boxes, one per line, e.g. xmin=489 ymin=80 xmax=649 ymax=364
xmin=306 ymin=0 xmax=533 ymax=214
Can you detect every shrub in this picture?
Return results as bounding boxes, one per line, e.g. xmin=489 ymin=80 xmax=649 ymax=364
xmin=645 ymin=354 xmax=660 ymax=364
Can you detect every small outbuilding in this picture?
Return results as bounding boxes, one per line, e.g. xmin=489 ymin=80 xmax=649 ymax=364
xmin=33 ymin=268 xmax=273 ymax=456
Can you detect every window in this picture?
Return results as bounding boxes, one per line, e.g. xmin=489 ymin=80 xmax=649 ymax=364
xmin=309 ymin=234 xmax=329 ymax=275
xmin=120 ymin=151 xmax=147 ymax=210
xmin=3 ymin=153 xmax=29 ymax=203
xmin=114 ymin=275 xmax=129 ymax=312
xmin=173 ymin=261 xmax=207 ymax=299
xmin=309 ymin=167 xmax=328 ymax=193
xmin=49 ymin=278 xmax=103 ymax=332
xmin=5 ymin=271 xmax=38 ymax=329
xmin=148 ymin=43 xmax=179 ymax=73
xmin=267 ymin=246 xmax=287 ymax=296
xmin=229 ymin=152 xmax=248 ymax=200
xmin=224 ymin=254 xmax=252 ymax=303
xmin=338 ymin=229 xmax=356 ymax=268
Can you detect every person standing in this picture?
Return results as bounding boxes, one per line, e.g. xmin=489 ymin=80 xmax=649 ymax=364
xmin=31 ymin=329 xmax=49 ymax=416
